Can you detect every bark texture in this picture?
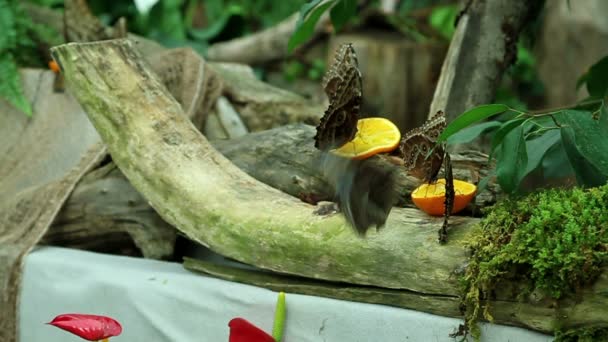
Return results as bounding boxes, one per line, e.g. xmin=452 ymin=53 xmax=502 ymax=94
xmin=430 ymin=0 xmax=540 ymax=121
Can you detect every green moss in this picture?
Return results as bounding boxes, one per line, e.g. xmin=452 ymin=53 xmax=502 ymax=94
xmin=554 ymin=327 xmax=608 ymax=342
xmin=461 ymin=185 xmax=608 ymax=339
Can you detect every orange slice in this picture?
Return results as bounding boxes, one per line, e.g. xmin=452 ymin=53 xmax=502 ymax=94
xmin=411 ymin=179 xmax=477 ymax=216
xmin=330 ymin=117 xmax=401 ymax=160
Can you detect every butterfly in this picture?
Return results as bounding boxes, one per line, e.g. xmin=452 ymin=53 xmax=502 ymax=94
xmin=314 ymin=43 xmax=397 ymax=236
xmin=314 ymin=43 xmax=362 ymax=151
xmin=399 ymin=110 xmax=455 ymax=243
xmin=399 ymin=110 xmax=446 ymax=183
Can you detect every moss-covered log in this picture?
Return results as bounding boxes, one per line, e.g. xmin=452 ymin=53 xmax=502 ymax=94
xmin=50 ymin=39 xmax=608 ymax=334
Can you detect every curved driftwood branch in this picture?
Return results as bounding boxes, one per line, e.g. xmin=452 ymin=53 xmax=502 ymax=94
xmin=50 ymin=39 xmax=608 ymax=334
xmin=51 ymin=39 xmax=473 ymax=295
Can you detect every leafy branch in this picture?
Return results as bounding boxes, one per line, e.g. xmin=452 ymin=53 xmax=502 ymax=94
xmin=288 ymin=0 xmax=358 ymax=52
xmin=438 ymin=57 xmax=608 ymax=193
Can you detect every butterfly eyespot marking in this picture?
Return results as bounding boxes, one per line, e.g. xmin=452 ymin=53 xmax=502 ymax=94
xmin=399 ymin=110 xmax=447 ymax=182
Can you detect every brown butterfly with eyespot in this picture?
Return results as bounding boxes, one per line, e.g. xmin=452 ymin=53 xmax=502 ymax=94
xmin=399 ymin=110 xmax=454 ymax=243
xmin=399 ymin=110 xmax=446 ymax=183
xmin=314 ymin=43 xmax=398 ymax=236
xmin=314 ymin=43 xmax=361 ymax=151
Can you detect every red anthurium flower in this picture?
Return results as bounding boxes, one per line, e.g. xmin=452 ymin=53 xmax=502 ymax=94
xmin=228 ymin=318 xmax=275 ymax=342
xmin=48 ymin=313 xmax=122 ymax=341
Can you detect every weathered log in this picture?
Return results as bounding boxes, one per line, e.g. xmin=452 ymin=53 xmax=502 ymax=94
xmin=183 ymin=257 xmax=608 ymax=334
xmin=209 ymin=62 xmax=324 ymax=131
xmin=206 ymin=12 xmax=330 ymax=64
xmin=44 ymin=162 xmax=176 ymax=259
xmin=147 ymin=48 xmax=223 ymax=131
xmin=50 ymin=39 xmax=608 ymax=334
xmin=183 ymin=257 xmax=462 ymax=320
xmin=212 ymin=124 xmax=499 ymax=208
xmin=207 ymin=96 xmax=249 ymax=139
xmin=41 ymin=123 xmax=496 ymax=257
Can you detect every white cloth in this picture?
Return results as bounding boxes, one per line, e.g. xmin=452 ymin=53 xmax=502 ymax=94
xmin=20 ymin=247 xmax=553 ymax=342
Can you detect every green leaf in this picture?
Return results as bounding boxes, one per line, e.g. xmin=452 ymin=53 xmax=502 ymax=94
xmin=329 ymin=0 xmax=357 ymax=32
xmin=288 ymin=1 xmax=335 ymax=53
xmin=428 ymin=4 xmax=458 ymax=40
xmin=0 ymin=0 xmax=17 ymax=53
xmin=189 ymin=5 xmax=244 ymax=41
xmin=297 ymin=0 xmax=324 ymax=24
xmin=437 ymin=104 xmax=509 ymax=143
xmin=446 ymin=121 xmax=501 ymax=145
xmin=496 ymin=126 xmax=528 ymax=193
xmin=489 ymin=118 xmax=526 ymax=160
xmin=147 ymin=0 xmax=187 ymax=41
xmin=541 ymin=140 xmax=574 ymax=180
xmin=476 ymin=170 xmax=495 ymax=195
xmin=0 ymin=54 xmax=32 ymax=116
xmin=584 ymin=56 xmax=608 ymax=98
xmin=560 ymin=126 xmax=607 ymax=187
xmin=523 ymin=129 xmax=561 ymax=175
xmin=556 ymin=109 xmax=608 ymax=177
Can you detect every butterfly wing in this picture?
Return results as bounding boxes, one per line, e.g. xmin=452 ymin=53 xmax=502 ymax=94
xmin=314 ymin=44 xmax=362 ymax=150
xmin=400 ymin=111 xmax=446 ymax=183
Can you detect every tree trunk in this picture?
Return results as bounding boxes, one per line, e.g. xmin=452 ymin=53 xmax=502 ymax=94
xmin=430 ymin=0 xmax=541 ymax=121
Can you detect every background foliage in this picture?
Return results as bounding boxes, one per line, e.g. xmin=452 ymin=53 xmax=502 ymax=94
xmin=0 ymin=0 xmax=60 ymax=116
xmin=3 ymin=0 xmax=607 ymax=196
xmin=440 ymin=56 xmax=608 ymax=193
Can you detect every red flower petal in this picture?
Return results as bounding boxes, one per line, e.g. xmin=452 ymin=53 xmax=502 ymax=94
xmin=228 ymin=318 xmax=275 ymax=342
xmin=48 ymin=314 xmax=122 ymax=341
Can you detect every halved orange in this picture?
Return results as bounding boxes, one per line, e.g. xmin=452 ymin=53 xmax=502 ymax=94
xmin=330 ymin=117 xmax=401 ymax=160
xmin=411 ymin=179 xmax=477 ymax=216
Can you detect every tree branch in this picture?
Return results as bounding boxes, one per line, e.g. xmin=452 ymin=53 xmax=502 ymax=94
xmin=430 ymin=0 xmax=539 ymax=121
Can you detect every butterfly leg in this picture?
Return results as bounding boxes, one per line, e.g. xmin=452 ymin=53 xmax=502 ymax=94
xmin=439 ymin=152 xmax=454 ymax=244
xmin=313 ymin=201 xmax=340 ymax=216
